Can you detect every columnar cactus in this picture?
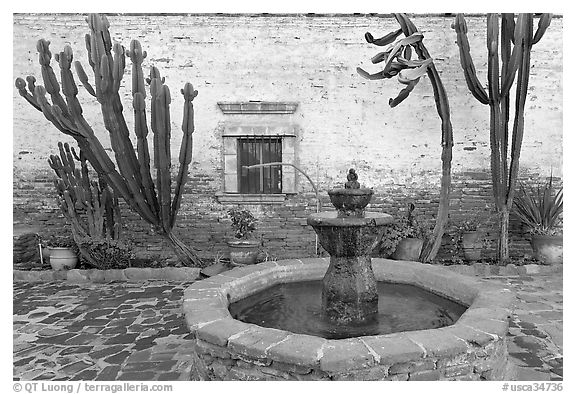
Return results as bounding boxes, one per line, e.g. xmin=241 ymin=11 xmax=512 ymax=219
xmin=15 ymin=13 xmax=202 ymax=266
xmin=48 ymin=142 xmax=121 ymax=243
xmin=454 ymin=13 xmax=552 ymax=262
xmin=357 ymin=13 xmax=454 ymax=262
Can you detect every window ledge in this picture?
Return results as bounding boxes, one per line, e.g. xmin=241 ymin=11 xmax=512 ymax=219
xmin=215 ymin=192 xmax=288 ymax=205
xmin=217 ymin=101 xmax=299 ymax=115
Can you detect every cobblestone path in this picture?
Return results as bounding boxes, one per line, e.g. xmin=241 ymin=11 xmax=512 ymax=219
xmin=488 ymin=274 xmax=563 ymax=381
xmin=13 ymin=273 xmax=562 ymax=381
xmin=13 ymin=282 xmax=196 ymax=381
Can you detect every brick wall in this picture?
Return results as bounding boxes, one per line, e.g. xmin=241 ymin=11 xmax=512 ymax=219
xmin=12 ymin=14 xmax=563 ymax=261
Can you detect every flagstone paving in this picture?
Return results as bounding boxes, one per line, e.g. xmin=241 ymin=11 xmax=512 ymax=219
xmin=13 ymin=272 xmax=562 ymax=381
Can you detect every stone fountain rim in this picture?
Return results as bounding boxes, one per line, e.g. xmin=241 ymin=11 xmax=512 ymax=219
xmin=327 ymin=188 xmax=374 ymax=197
xmin=184 ymin=258 xmax=514 ymax=372
xmin=307 ymin=211 xmax=393 ymax=226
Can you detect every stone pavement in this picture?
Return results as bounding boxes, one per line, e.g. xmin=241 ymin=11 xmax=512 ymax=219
xmin=487 ymin=273 xmax=563 ymax=381
xmin=13 ymin=272 xmax=562 ymax=381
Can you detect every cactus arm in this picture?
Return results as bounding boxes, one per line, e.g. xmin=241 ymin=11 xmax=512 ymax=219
xmin=500 ymin=14 xmax=516 ymax=190
xmin=74 ymin=61 xmax=96 ymax=97
xmin=356 ymin=67 xmax=394 ymax=80
xmin=132 ymin=93 xmax=159 ymax=216
xmin=126 ymin=40 xmax=147 ymax=97
xmin=381 ymin=33 xmax=423 ymax=75
xmin=397 ymin=58 xmax=432 ymax=83
xmin=128 ymin=40 xmax=160 ymax=217
xmin=61 ymin=189 xmax=90 ymax=238
xmin=56 ymin=45 xmax=86 ymax=125
xmin=454 ymin=14 xmax=490 ymax=105
xmin=112 ymin=43 xmax=125 ymax=94
xmin=486 ymin=13 xmax=506 ymax=209
xmin=500 ymin=23 xmax=522 ymax=96
xmin=36 ymin=39 xmax=72 ymax=120
xmin=394 ymin=13 xmax=418 ymax=35
xmin=14 ymin=78 xmax=42 ymax=111
xmin=170 ymin=83 xmax=198 ymax=228
xmin=33 ymin=86 xmax=79 ymax=136
xmin=364 ymin=29 xmax=403 ymax=46
xmin=389 ymin=78 xmax=419 ymax=107
xmin=532 ymin=14 xmax=552 ymax=45
xmin=152 ymin=83 xmax=173 ymax=230
xmin=507 ymin=14 xmax=533 ymax=209
xmin=502 ymin=13 xmax=516 ymax=44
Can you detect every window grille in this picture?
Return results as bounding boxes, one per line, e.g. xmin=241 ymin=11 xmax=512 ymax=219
xmin=237 ymin=137 xmax=282 ymax=194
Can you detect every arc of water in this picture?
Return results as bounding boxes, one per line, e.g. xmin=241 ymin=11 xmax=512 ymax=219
xmin=243 ymin=162 xmax=321 ymax=255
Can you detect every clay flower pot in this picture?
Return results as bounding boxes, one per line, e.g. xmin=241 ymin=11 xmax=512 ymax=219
xmin=461 ymin=231 xmax=482 ymax=262
xmin=391 ymin=238 xmax=424 ymax=261
xmin=530 ymin=234 xmax=563 ymax=265
xmin=227 ymin=239 xmax=260 ymax=266
xmin=48 ymin=247 xmax=78 ymax=271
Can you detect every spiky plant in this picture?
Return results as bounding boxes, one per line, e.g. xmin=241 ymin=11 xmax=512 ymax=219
xmin=513 ymin=174 xmax=563 ymax=236
xmin=357 ymin=13 xmax=454 ymax=262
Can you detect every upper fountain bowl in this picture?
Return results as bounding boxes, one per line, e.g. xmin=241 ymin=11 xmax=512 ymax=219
xmin=328 ymin=188 xmax=374 ymax=217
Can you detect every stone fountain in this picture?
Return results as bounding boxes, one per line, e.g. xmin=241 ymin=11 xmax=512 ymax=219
xmin=184 ymin=170 xmax=515 ymax=381
xmin=307 ymin=169 xmax=392 ymax=324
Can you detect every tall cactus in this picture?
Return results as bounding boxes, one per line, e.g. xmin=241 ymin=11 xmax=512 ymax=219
xmin=454 ymin=13 xmax=552 ymax=262
xmin=357 ymin=13 xmax=454 ymax=262
xmin=15 ymin=13 xmax=202 ymax=267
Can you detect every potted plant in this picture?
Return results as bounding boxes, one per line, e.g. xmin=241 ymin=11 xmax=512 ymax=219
xmin=513 ymin=175 xmax=563 ymax=265
xmin=390 ymin=204 xmax=431 ymax=261
xmin=227 ymin=208 xmax=260 ymax=265
xmin=454 ymin=218 xmax=485 ymax=262
xmin=43 ymin=235 xmax=79 ymax=271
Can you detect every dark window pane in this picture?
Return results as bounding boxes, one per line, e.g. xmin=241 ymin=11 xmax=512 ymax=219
xmin=238 ymin=137 xmax=282 ymax=194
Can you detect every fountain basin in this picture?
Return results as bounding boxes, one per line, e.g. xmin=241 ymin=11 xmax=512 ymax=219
xmin=307 ymin=211 xmax=392 ymax=256
xmin=185 ymin=258 xmax=514 ymax=381
xmin=328 ymin=188 xmax=374 ymax=217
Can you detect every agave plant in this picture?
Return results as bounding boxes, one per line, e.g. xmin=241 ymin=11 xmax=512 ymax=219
xmin=513 ymin=175 xmax=563 ymax=236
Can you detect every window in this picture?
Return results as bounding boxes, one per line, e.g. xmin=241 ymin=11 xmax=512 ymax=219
xmin=216 ymin=101 xmax=299 ymax=204
xmin=238 ymin=137 xmax=282 ymax=194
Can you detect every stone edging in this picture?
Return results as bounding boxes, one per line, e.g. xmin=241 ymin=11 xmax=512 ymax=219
xmin=185 ymin=258 xmax=514 ymax=381
xmin=13 ymin=267 xmax=201 ymax=282
xmin=12 ymin=261 xmax=560 ymax=283
xmin=443 ymin=262 xmax=562 ymax=277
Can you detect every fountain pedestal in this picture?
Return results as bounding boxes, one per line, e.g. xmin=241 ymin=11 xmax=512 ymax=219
xmin=308 ymin=182 xmax=392 ymax=324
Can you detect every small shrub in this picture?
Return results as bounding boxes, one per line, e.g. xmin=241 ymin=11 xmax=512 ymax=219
xmin=227 ymin=208 xmax=257 ymax=239
xmin=77 ymin=238 xmax=134 ymax=270
xmin=372 ymin=204 xmax=432 ymax=257
xmin=44 ymin=234 xmax=77 ymax=248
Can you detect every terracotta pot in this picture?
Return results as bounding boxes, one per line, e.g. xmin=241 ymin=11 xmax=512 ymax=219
xmin=461 ymin=231 xmax=482 ymax=262
xmin=391 ymin=238 xmax=423 ymax=261
xmin=530 ymin=234 xmax=563 ymax=265
xmin=227 ymin=239 xmax=260 ymax=265
xmin=48 ymin=247 xmax=78 ymax=271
